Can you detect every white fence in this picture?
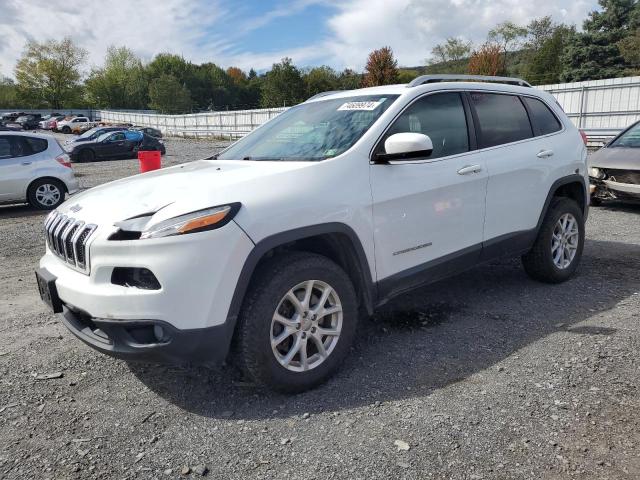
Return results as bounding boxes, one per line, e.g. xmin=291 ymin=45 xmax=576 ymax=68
xmin=539 ymin=76 xmax=640 ymax=144
xmin=96 ymin=76 xmax=640 ymax=144
xmin=98 ymin=108 xmax=287 ymax=139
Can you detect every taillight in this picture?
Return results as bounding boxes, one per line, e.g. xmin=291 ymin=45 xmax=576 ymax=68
xmin=579 ymin=130 xmax=588 ymax=146
xmin=56 ymin=154 xmax=72 ymax=168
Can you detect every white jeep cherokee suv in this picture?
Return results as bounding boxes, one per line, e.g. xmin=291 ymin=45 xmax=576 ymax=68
xmin=36 ymin=75 xmax=588 ymax=392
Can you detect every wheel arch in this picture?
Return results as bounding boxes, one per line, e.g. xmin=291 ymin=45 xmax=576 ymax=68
xmin=227 ymin=223 xmax=376 ymax=324
xmin=215 ymin=223 xmax=376 ymax=363
xmin=536 ymin=174 xmax=588 ymax=232
xmin=26 ymin=176 xmax=68 ymax=197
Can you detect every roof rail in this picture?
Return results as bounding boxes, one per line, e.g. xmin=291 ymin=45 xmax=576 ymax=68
xmin=306 ymin=90 xmax=343 ymax=101
xmin=408 ymin=74 xmax=531 ymax=88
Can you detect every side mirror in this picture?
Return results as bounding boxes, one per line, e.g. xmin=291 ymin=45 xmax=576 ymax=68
xmin=375 ymin=133 xmax=433 ymax=163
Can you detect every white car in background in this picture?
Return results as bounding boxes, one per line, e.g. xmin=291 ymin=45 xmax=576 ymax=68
xmin=56 ymin=116 xmax=91 ymax=134
xmin=0 ymin=132 xmax=79 ymax=209
xmin=37 ymin=75 xmax=588 ymax=392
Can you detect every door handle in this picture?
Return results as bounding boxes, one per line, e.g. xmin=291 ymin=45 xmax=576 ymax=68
xmin=537 ymin=149 xmax=554 ymax=158
xmin=21 ymin=161 xmax=32 ymax=165
xmin=457 ymin=165 xmax=483 ymax=175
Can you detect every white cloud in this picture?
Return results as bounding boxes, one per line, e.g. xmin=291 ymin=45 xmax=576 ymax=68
xmin=323 ymin=0 xmax=599 ymax=70
xmin=0 ymin=0 xmax=598 ymax=78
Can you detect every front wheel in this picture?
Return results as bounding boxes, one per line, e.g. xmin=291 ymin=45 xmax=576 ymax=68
xmin=235 ymin=252 xmax=358 ymax=393
xmin=522 ymin=197 xmax=585 ymax=283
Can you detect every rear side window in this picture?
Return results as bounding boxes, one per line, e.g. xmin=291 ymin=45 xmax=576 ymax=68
xmin=23 ymin=137 xmax=48 ymax=154
xmin=522 ymin=97 xmax=562 ymax=136
xmin=470 ymin=92 xmax=533 ymax=148
xmin=381 ymin=92 xmax=470 ymax=159
xmin=0 ymin=137 xmax=11 ymax=159
xmin=0 ymin=136 xmax=28 ymax=158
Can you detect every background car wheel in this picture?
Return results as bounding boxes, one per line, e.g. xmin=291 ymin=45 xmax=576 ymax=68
xmin=590 ymin=196 xmax=602 ymax=206
xmin=235 ymin=251 xmax=358 ymax=393
xmin=27 ymin=178 xmax=65 ymax=210
xmin=61 ymin=126 xmax=71 ymax=134
xmin=79 ymin=149 xmax=95 ymax=162
xmin=522 ymin=197 xmax=585 ymax=283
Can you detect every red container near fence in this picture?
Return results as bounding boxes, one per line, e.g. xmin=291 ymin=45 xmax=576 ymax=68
xmin=138 ymin=150 xmax=161 ymax=173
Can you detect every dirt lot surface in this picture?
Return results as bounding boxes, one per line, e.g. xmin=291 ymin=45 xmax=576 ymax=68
xmin=1 ymin=135 xmax=639 ymax=479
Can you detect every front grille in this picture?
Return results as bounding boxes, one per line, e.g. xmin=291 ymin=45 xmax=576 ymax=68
xmin=604 ymin=169 xmax=640 ymax=185
xmin=44 ymin=211 xmax=97 ymax=274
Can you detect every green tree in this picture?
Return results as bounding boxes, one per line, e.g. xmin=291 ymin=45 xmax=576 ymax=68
xmin=430 ymin=37 xmax=473 ymax=64
xmin=260 ymin=58 xmax=305 ymax=107
xmin=561 ymin=0 xmax=640 ymax=81
xmin=303 ymin=66 xmax=338 ymax=97
xmin=85 ymin=46 xmax=147 ymax=108
xmin=14 ymin=37 xmax=86 ymax=108
xmin=148 ymin=74 xmax=192 ymax=113
xmin=363 ymin=46 xmax=399 ymax=86
xmin=0 ymin=73 xmax=17 ymax=108
xmin=523 ymin=25 xmax=574 ymax=84
xmin=397 ymin=69 xmax=420 ymax=83
xmin=337 ymin=68 xmax=362 ymax=89
xmin=617 ymin=28 xmax=640 ymax=69
xmin=488 ymin=21 xmax=528 ymax=70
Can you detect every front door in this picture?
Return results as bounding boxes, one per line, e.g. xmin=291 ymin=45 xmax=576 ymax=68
xmin=369 ymin=92 xmax=488 ymax=298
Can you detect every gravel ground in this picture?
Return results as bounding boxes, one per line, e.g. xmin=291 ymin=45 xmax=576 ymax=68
xmin=1 ymin=135 xmax=639 ymax=479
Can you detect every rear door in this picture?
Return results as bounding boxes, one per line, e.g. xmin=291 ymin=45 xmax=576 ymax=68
xmin=0 ymin=135 xmax=36 ymax=202
xmin=467 ymin=91 xmax=564 ymax=247
xmin=370 ymin=91 xmax=488 ymax=295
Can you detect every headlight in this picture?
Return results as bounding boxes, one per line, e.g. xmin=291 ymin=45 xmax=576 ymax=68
xmin=589 ymin=167 xmax=605 ymax=179
xmin=139 ymin=203 xmax=241 ymax=239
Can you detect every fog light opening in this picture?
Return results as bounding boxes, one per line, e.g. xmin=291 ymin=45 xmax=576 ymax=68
xmin=111 ymin=267 xmax=161 ymax=290
xmin=153 ymin=325 xmax=169 ymax=342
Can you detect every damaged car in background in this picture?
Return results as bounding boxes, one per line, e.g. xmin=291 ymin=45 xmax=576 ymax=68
xmin=589 ymin=121 xmax=640 ymax=205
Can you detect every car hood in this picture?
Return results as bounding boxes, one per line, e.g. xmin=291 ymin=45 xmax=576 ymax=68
xmin=57 ymin=159 xmax=314 ymax=227
xmin=589 ymin=147 xmax=640 ymax=170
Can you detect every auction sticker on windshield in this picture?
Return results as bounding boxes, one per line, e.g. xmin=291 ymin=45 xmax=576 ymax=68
xmin=338 ymin=99 xmax=385 ymax=111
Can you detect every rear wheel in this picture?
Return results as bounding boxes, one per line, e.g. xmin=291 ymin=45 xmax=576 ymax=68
xmin=522 ymin=197 xmax=585 ymax=283
xmin=28 ymin=178 xmax=65 ymax=210
xmin=61 ymin=126 xmax=71 ymax=134
xmin=236 ymin=252 xmax=358 ymax=393
xmin=79 ymin=149 xmax=95 ymax=163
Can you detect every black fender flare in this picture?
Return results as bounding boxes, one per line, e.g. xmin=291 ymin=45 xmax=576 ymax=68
xmin=216 ymin=223 xmax=376 ymax=360
xmin=535 ymin=173 xmax=588 ymax=232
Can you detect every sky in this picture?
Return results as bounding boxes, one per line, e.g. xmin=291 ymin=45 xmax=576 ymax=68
xmin=0 ymin=0 xmax=600 ymax=78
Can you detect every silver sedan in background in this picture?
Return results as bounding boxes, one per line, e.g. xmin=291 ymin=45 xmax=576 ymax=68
xmin=589 ymin=121 xmax=640 ymax=205
xmin=0 ymin=132 xmax=79 ymax=210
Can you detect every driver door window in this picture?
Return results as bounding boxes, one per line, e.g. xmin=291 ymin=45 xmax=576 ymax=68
xmin=379 ymin=92 xmax=470 ymax=160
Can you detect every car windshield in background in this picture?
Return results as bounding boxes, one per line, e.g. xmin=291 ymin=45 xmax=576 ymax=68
xmin=79 ymin=128 xmax=100 ymax=139
xmin=609 ymin=122 xmax=640 ymax=148
xmin=216 ymin=95 xmax=399 ymax=161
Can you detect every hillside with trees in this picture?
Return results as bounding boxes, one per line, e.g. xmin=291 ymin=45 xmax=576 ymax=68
xmin=1 ymin=0 xmax=640 ymax=112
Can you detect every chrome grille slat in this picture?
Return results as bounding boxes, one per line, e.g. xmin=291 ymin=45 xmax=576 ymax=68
xmin=43 ymin=212 xmax=97 ymax=275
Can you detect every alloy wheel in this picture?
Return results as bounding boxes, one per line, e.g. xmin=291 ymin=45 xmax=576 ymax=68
xmin=551 ymin=213 xmax=579 ymax=269
xmin=270 ymin=280 xmax=343 ymax=372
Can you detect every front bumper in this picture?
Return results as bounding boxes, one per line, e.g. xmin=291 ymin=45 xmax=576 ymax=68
xmin=39 ymin=220 xmax=254 ymax=363
xmin=61 ymin=306 xmax=234 ymax=365
xmin=591 ymin=178 xmax=640 ymax=201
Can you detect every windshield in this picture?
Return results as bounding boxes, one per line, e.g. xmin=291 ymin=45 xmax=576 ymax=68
xmin=610 ymin=122 xmax=640 ymax=148
xmin=79 ymin=127 xmax=100 ymax=139
xmin=96 ymin=132 xmax=112 ymax=142
xmin=217 ymin=95 xmax=399 ymax=161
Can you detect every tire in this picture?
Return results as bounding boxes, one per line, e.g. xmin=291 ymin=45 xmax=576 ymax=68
xmin=235 ymin=251 xmax=358 ymax=393
xmin=79 ymin=149 xmax=95 ymax=163
xmin=590 ymin=195 xmax=602 ymax=207
xmin=27 ymin=178 xmax=65 ymax=210
xmin=61 ymin=126 xmax=71 ymax=134
xmin=522 ymin=197 xmax=585 ymax=283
